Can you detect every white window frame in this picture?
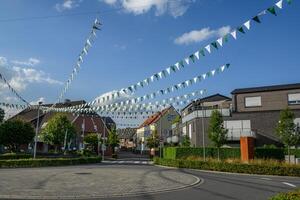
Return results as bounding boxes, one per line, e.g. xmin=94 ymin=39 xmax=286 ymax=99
xmin=288 ymin=93 xmax=300 ymax=105
xmin=245 ymin=96 xmax=262 ymax=107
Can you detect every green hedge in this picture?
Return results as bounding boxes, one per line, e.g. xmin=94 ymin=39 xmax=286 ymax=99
xmin=0 ymin=153 xmax=32 ymax=160
xmin=0 ymin=157 xmax=101 ymax=168
xmin=269 ymin=189 xmax=300 ymax=200
xmin=163 ymin=147 xmax=300 ymax=160
xmin=163 ymin=147 xmax=240 ymax=160
xmin=154 ymin=158 xmax=300 ymax=177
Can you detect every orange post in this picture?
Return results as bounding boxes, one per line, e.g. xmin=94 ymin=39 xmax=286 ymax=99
xmin=240 ymin=136 xmax=255 ymax=162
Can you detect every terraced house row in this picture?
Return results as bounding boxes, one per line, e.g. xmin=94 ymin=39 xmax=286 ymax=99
xmin=172 ymin=82 xmax=300 ymax=147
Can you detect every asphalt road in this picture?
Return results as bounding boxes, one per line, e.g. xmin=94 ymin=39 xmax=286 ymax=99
xmin=0 ymin=161 xmax=299 ymax=200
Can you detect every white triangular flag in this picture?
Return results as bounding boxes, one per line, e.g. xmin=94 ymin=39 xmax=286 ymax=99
xmin=87 ymin=39 xmax=92 ymax=47
xmin=184 ymin=58 xmax=190 ymax=65
xmin=194 ymin=51 xmax=200 ymax=59
xmin=205 ymin=45 xmax=211 ymax=53
xmin=217 ymin=38 xmax=223 ymax=47
xmin=83 ymin=47 xmax=88 ymax=55
xmin=211 ymin=70 xmax=216 ymax=76
xmin=158 ymin=72 xmax=163 ymax=78
xmin=221 ymin=65 xmax=225 ymax=72
xmin=175 ymin=62 xmax=180 ymax=70
xmin=230 ymin=31 xmax=237 ymax=39
xmin=258 ymin=10 xmax=267 ymax=16
xmin=244 ymin=20 xmax=251 ymax=30
xmin=193 ymin=77 xmax=198 ymax=83
xmin=166 ymin=67 xmax=171 ymax=74
xmin=276 ymin=0 xmax=283 ymax=9
xmin=185 ymin=80 xmax=189 ymax=86
xmin=202 ymin=74 xmax=206 ymax=79
xmin=150 ymin=76 xmax=154 ymax=82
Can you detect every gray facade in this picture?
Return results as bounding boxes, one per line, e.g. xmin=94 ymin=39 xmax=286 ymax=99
xmin=177 ymin=83 xmax=300 ymax=147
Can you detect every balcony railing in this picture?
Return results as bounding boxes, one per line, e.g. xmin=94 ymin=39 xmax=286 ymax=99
xmin=226 ymin=128 xmax=256 ymax=141
xmin=182 ymin=108 xmax=231 ymax=123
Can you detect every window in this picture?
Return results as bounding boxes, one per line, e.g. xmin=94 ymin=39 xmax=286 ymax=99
xmin=288 ymin=93 xmax=300 ymax=105
xmin=245 ymin=96 xmax=261 ymax=107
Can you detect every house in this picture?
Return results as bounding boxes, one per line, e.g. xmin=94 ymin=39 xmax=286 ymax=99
xmin=178 ymin=83 xmax=300 ymax=147
xmin=10 ymin=99 xmax=115 ymax=153
xmin=136 ymin=106 xmax=179 ymax=150
xmin=117 ymin=128 xmax=137 ymax=149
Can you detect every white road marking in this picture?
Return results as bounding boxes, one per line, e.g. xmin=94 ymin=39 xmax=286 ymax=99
xmin=119 ymin=161 xmax=124 ymax=163
xmin=142 ymin=161 xmax=147 ymax=164
xmin=134 ymin=161 xmax=140 ymax=164
xmin=282 ymin=182 xmax=296 ymax=188
xmin=260 ymin=178 xmax=272 ymax=181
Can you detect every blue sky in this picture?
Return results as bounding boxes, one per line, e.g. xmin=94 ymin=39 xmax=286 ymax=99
xmin=0 ymin=0 xmax=299 ymax=122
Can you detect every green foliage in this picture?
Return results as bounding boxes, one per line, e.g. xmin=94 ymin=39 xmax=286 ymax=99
xmin=181 ymin=135 xmax=191 ymax=147
xmin=146 ymin=130 xmax=159 ymax=149
xmin=269 ymin=189 xmax=300 ymax=200
xmin=163 ymin=147 xmax=241 ymax=160
xmin=208 ymin=110 xmax=228 ymax=146
xmin=108 ymin=128 xmax=119 ymax=153
xmin=77 ymin=149 xmax=97 ymax=157
xmin=276 ymin=108 xmax=300 ymax=148
xmin=84 ymin=133 xmax=100 ymax=153
xmin=0 ymin=108 xmax=4 ymax=124
xmin=41 ymin=114 xmax=76 ymax=150
xmin=0 ymin=119 xmax=35 ymax=152
xmin=255 ymin=148 xmax=285 ymax=160
xmin=0 ymin=153 xmax=31 ymax=160
xmin=154 ymin=158 xmax=300 ymax=177
xmin=0 ymin=157 xmax=101 ymax=168
xmin=172 ymin=115 xmax=181 ymax=125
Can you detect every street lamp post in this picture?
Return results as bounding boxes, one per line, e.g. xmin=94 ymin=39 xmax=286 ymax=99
xmin=159 ymin=111 xmax=162 ymax=158
xmin=201 ymin=93 xmax=206 ymax=162
xmin=33 ymin=101 xmax=42 ymax=159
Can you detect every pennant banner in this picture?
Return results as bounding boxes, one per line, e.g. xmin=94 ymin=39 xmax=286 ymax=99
xmin=96 ymin=0 xmax=291 ymax=105
xmin=47 ymin=18 xmax=102 ymax=112
xmin=0 ymin=102 xmax=29 ymax=110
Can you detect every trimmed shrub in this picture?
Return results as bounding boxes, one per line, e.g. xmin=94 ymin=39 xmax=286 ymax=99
xmin=154 ymin=158 xmax=300 ymax=177
xmin=163 ymin=147 xmax=240 ymax=160
xmin=269 ymin=189 xmax=300 ymax=200
xmin=164 ymin=147 xmax=300 ymax=161
xmin=0 ymin=157 xmax=101 ymax=168
xmin=0 ymin=153 xmax=32 ymax=160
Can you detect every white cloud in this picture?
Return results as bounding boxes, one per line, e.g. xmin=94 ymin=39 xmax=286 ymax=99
xmin=101 ymin=0 xmax=193 ymax=18
xmin=0 ymin=57 xmax=7 ymax=66
xmin=55 ymin=0 xmax=81 ymax=12
xmin=0 ymin=56 xmax=63 ymax=92
xmin=174 ymin=26 xmax=231 ymax=45
xmin=11 ymin=57 xmax=40 ymax=67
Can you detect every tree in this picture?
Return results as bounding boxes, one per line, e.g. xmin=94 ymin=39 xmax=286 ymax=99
xmin=0 ymin=119 xmax=35 ymax=152
xmin=146 ymin=130 xmax=159 ymax=149
xmin=172 ymin=115 xmax=181 ymax=125
xmin=208 ymin=110 xmax=228 ymax=161
xmin=84 ymin=133 xmax=101 ymax=153
xmin=276 ymin=108 xmax=300 ymax=163
xmin=108 ymin=128 xmax=119 ymax=154
xmin=181 ymin=135 xmax=191 ymax=147
xmin=0 ymin=108 xmax=4 ymax=124
xmin=41 ymin=114 xmax=76 ymax=152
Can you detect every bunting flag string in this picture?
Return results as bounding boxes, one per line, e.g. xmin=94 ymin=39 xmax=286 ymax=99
xmin=0 ymin=102 xmax=29 ymax=110
xmin=95 ymin=0 xmax=292 ymax=105
xmin=61 ymin=63 xmax=229 ymax=111
xmin=0 ymin=72 xmax=31 ymax=106
xmin=47 ymin=89 xmax=205 ymax=114
xmin=47 ymin=18 xmax=102 ymax=112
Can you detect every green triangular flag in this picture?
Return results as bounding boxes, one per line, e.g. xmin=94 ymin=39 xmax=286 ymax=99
xmin=287 ymin=0 xmax=292 ymax=5
xmin=238 ymin=27 xmax=245 ymax=34
xmin=267 ymin=6 xmax=277 ymax=16
xmin=179 ymin=60 xmax=185 ymax=68
xmin=252 ymin=16 xmax=261 ymax=23
xmin=223 ymin=34 xmax=229 ymax=43
xmin=211 ymin=42 xmax=218 ymax=49
xmin=154 ymin=74 xmax=159 ymax=80
xmin=226 ymin=63 xmax=230 ymax=68
xmin=171 ymin=65 xmax=176 ymax=72
xmin=199 ymin=49 xmax=205 ymax=56
xmin=189 ymin=54 xmax=196 ymax=62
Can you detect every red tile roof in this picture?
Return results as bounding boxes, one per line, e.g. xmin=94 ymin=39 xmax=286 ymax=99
xmin=138 ymin=107 xmax=171 ymax=129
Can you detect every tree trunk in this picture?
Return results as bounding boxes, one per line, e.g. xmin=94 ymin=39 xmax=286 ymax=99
xmin=54 ymin=145 xmax=58 ymax=153
xmin=288 ymin=145 xmax=290 ymax=164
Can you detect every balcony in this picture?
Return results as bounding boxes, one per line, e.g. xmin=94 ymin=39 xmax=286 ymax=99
xmin=182 ymin=108 xmax=231 ymax=123
xmin=226 ymin=128 xmax=256 ymax=141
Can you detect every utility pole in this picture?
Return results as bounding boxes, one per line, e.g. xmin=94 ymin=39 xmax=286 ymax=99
xmin=33 ymin=101 xmax=42 ymax=159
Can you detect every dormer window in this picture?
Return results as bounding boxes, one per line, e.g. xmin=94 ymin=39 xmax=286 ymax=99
xmin=245 ymin=96 xmax=261 ymax=107
xmin=288 ymin=93 xmax=300 ymax=105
